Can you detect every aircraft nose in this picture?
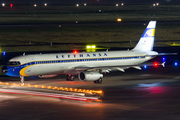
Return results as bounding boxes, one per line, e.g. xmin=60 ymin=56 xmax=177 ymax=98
xmin=2 ymin=66 xmax=7 ymax=74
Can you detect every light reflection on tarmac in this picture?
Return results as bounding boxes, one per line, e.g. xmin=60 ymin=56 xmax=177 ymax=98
xmin=1 ymin=66 xmax=180 ymax=119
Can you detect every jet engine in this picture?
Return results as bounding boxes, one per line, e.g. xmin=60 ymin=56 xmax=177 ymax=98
xmin=78 ymin=71 xmax=103 ymax=81
xmin=38 ymin=74 xmax=57 ymax=78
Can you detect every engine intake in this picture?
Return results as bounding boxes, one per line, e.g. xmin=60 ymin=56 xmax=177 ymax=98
xmin=78 ymin=71 xmax=103 ymax=81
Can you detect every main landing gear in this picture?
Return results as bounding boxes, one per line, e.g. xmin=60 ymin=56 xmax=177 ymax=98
xmin=94 ymin=78 xmax=102 ymax=84
xmin=66 ymin=75 xmax=75 ymax=81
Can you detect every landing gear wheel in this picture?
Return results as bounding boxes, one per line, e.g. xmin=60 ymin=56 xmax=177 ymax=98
xmin=70 ymin=75 xmax=75 ymax=81
xmin=66 ymin=75 xmax=70 ymax=81
xmin=66 ymin=75 xmax=75 ymax=81
xmin=94 ymin=78 xmax=102 ymax=84
xmin=97 ymin=78 xmax=102 ymax=84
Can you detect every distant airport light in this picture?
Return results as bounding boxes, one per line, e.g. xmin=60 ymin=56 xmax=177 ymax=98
xmin=3 ymin=51 xmax=6 ymax=56
xmin=76 ymin=4 xmax=79 ymax=7
xmin=73 ymin=50 xmax=78 ymax=54
xmin=84 ymin=3 xmax=86 ymax=6
xmin=44 ymin=3 xmax=47 ymax=6
xmin=10 ymin=3 xmax=13 ymax=7
xmin=2 ymin=3 xmax=5 ymax=7
xmin=86 ymin=45 xmax=96 ymax=49
xmin=117 ymin=18 xmax=122 ymax=22
xmin=116 ymin=4 xmax=118 ymax=7
xmin=34 ymin=4 xmax=37 ymax=7
xmin=156 ymin=3 xmax=159 ymax=6
xmin=92 ymin=45 xmax=96 ymax=48
xmin=121 ymin=3 xmax=124 ymax=6
xmin=153 ymin=4 xmax=156 ymax=6
xmin=87 ymin=46 xmax=91 ymax=49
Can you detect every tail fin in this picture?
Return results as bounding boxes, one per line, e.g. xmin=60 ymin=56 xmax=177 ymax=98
xmin=133 ymin=21 xmax=156 ymax=51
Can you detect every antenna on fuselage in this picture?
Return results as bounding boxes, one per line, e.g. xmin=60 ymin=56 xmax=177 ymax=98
xmin=23 ymin=52 xmax=25 ymax=56
xmin=106 ymin=49 xmax=108 ymax=52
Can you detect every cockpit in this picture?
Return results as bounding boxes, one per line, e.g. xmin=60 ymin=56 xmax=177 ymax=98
xmin=7 ymin=61 xmax=21 ymax=65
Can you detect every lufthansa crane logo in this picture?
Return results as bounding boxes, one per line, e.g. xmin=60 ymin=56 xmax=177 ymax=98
xmin=145 ymin=29 xmax=155 ymax=37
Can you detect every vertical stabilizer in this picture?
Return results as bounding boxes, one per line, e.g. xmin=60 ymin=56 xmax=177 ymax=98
xmin=133 ymin=21 xmax=156 ymax=51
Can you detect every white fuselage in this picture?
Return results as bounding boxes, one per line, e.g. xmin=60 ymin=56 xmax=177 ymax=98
xmin=7 ymin=50 xmax=157 ymax=77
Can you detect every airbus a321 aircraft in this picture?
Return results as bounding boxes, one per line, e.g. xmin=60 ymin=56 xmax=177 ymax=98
xmin=2 ymin=21 xmax=170 ymax=84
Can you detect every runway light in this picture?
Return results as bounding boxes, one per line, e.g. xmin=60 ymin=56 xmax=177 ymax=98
xmin=84 ymin=3 xmax=86 ymax=6
xmin=121 ymin=3 xmax=124 ymax=6
xmin=34 ymin=4 xmax=37 ymax=7
xmin=154 ymin=62 xmax=158 ymax=67
xmin=3 ymin=51 xmax=6 ymax=56
xmin=116 ymin=4 xmax=118 ymax=7
xmin=44 ymin=3 xmax=47 ymax=6
xmin=144 ymin=65 xmax=147 ymax=69
xmin=0 ymin=81 xmax=103 ymax=96
xmin=174 ymin=62 xmax=178 ymax=66
xmin=76 ymin=4 xmax=79 ymax=7
xmin=162 ymin=57 xmax=166 ymax=62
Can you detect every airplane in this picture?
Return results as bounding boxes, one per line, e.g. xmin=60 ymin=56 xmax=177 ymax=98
xmin=1 ymin=21 xmax=174 ymax=84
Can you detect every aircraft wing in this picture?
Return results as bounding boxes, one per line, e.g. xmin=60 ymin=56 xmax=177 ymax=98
xmin=74 ymin=62 xmax=165 ymax=72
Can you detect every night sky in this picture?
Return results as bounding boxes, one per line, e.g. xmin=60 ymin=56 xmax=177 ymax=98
xmin=0 ymin=0 xmax=178 ymax=4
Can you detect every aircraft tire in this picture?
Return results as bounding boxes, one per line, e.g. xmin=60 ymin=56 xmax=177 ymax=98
xmin=70 ymin=75 xmax=75 ymax=81
xmin=94 ymin=78 xmax=102 ymax=84
xmin=97 ymin=78 xmax=102 ymax=84
xmin=66 ymin=75 xmax=70 ymax=81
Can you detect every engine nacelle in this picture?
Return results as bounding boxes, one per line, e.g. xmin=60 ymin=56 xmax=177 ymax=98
xmin=38 ymin=74 xmax=57 ymax=78
xmin=78 ymin=71 xmax=103 ymax=81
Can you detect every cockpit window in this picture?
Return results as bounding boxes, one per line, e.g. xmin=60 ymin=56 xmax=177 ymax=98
xmin=7 ymin=61 xmax=21 ymax=65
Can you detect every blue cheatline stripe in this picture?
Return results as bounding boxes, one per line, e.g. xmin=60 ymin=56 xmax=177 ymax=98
xmin=8 ymin=56 xmax=148 ymax=67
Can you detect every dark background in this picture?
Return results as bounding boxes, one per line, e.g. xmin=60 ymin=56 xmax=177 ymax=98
xmin=0 ymin=0 xmax=177 ymax=4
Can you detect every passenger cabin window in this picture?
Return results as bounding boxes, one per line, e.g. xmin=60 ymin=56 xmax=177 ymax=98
xmin=7 ymin=61 xmax=21 ymax=65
